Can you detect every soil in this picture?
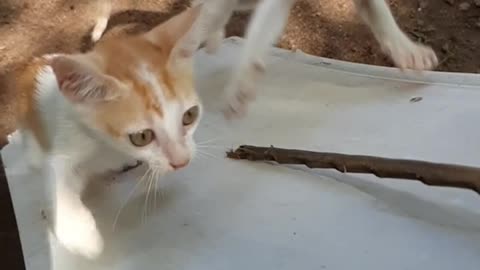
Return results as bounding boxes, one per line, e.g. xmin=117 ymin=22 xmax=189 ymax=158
xmin=0 ymin=0 xmax=479 ymax=145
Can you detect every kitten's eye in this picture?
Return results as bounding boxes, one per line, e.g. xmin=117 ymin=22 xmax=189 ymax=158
xmin=129 ymin=129 xmax=155 ymax=147
xmin=182 ymin=105 xmax=199 ymax=126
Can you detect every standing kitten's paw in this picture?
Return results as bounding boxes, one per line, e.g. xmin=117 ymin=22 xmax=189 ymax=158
xmin=222 ymin=80 xmax=256 ymax=119
xmin=91 ymin=18 xmax=108 ymax=42
xmin=222 ymin=61 xmax=266 ymax=119
xmin=382 ymin=36 xmax=438 ymax=70
xmin=55 ymin=208 xmax=104 ymax=259
xmin=205 ymin=30 xmax=224 ymax=54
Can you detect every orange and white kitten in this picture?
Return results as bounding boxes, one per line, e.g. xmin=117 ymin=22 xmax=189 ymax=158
xmin=15 ymin=6 xmax=202 ymax=259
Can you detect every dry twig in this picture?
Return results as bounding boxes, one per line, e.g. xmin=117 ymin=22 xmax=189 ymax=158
xmin=226 ymin=145 xmax=480 ymax=195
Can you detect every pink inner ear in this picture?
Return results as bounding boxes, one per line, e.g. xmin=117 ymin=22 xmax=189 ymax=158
xmin=57 ymin=71 xmax=90 ymax=102
xmin=58 ymin=72 xmax=76 ymax=90
xmin=51 ymin=57 xmax=85 ymax=101
xmin=51 ymin=56 xmax=114 ymax=103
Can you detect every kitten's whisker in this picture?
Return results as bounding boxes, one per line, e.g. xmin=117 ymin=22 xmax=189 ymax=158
xmin=146 ymin=165 xmax=161 ymax=218
xmin=159 ymin=187 xmax=166 ymax=201
xmin=153 ymin=167 xmax=161 ymax=212
xmin=193 ymin=152 xmax=212 ymax=162
xmin=149 ymin=168 xmax=158 ymax=215
xmin=143 ymin=169 xmax=155 ymax=223
xmin=196 ymin=136 xmax=223 ymax=146
xmin=142 ymin=167 xmax=154 ymax=224
xmin=196 ymin=145 xmax=226 ymax=149
xmin=196 ymin=140 xmax=228 ymax=149
xmin=196 ymin=149 xmax=219 ymax=160
xmin=112 ymin=166 xmax=151 ymax=231
xmin=153 ymin=178 xmax=157 ymax=213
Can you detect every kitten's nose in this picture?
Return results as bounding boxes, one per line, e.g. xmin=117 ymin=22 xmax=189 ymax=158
xmin=169 ymin=160 xmax=189 ymax=170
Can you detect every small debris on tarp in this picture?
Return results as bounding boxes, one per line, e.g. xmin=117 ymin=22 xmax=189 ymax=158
xmin=410 ymin=96 xmax=423 ymax=103
xmin=41 ymin=210 xmax=47 ymax=220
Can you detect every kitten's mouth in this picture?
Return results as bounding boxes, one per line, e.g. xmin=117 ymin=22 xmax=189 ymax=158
xmin=120 ymin=160 xmax=143 ymax=173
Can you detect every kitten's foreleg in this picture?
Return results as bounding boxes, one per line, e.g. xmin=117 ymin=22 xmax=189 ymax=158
xmin=223 ymin=0 xmax=296 ymax=118
xmin=51 ymin=157 xmax=103 ymax=259
xmin=20 ymin=130 xmax=44 ymax=170
xmin=354 ymin=0 xmax=438 ymax=70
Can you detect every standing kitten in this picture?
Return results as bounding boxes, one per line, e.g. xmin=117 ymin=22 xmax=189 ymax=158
xmin=92 ymin=0 xmax=438 ymax=118
xmin=14 ymin=6 xmax=203 ymax=259
xmin=190 ymin=0 xmax=439 ymax=117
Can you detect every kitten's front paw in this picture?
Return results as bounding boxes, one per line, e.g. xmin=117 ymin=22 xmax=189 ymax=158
xmin=55 ymin=208 xmax=104 ymax=259
xmin=382 ymin=36 xmax=438 ymax=70
xmin=222 ymin=61 xmax=266 ymax=119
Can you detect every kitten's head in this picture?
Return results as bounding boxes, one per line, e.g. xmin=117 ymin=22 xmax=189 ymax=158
xmin=50 ymin=6 xmax=203 ymax=172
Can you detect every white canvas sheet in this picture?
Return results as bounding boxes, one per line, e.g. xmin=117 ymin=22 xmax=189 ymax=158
xmin=3 ymin=37 xmax=480 ymax=270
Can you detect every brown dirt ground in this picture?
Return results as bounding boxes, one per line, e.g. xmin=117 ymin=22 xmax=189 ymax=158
xmin=0 ymin=0 xmax=479 ymax=146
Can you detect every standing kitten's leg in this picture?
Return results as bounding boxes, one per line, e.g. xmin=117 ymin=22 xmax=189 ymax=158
xmin=354 ymin=0 xmax=438 ymax=70
xmin=91 ymin=0 xmax=112 ymax=42
xmin=50 ymin=156 xmax=103 ymax=259
xmin=202 ymin=0 xmax=260 ymax=55
xmin=223 ymin=0 xmax=296 ymax=118
xmin=205 ymin=29 xmax=225 ymax=54
xmin=188 ymin=0 xmax=238 ymax=54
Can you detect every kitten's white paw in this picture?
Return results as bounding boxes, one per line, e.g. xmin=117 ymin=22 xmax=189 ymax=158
xmin=382 ymin=35 xmax=438 ymax=70
xmin=20 ymin=133 xmax=44 ymax=170
xmin=55 ymin=208 xmax=104 ymax=259
xmin=205 ymin=30 xmax=224 ymax=54
xmin=222 ymin=61 xmax=265 ymax=119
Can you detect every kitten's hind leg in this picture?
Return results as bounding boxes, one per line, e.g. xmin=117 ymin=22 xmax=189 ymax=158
xmin=354 ymin=0 xmax=438 ymax=70
xmin=223 ymin=0 xmax=296 ymax=118
xmin=91 ymin=0 xmax=112 ymax=42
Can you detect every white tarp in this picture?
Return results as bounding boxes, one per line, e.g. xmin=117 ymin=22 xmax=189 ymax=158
xmin=4 ymin=37 xmax=480 ymax=270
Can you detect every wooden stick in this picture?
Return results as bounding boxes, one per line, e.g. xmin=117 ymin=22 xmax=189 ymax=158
xmin=226 ymin=145 xmax=480 ymax=195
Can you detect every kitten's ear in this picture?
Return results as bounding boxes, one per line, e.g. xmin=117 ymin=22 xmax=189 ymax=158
xmin=144 ymin=5 xmax=202 ymax=67
xmin=50 ymin=55 xmax=123 ymax=103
